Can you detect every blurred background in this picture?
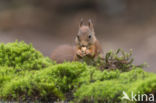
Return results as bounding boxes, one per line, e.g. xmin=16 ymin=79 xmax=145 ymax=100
xmin=0 ymin=0 xmax=156 ymax=72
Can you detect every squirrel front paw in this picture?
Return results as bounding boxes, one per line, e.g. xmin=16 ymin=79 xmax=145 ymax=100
xmin=76 ymin=50 xmax=84 ymax=58
xmin=86 ymin=49 xmax=94 ymax=57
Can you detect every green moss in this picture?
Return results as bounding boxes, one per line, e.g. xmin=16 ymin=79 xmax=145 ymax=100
xmin=0 ymin=41 xmax=155 ymax=103
xmin=44 ymin=62 xmax=88 ymax=93
xmin=0 ymin=66 xmax=16 ymax=87
xmin=73 ymin=68 xmax=156 ymax=103
xmin=0 ymin=62 xmax=88 ymax=102
xmin=0 ymin=41 xmax=53 ymax=70
xmin=0 ymin=63 xmax=155 ymax=102
xmin=0 ymin=70 xmax=64 ymax=102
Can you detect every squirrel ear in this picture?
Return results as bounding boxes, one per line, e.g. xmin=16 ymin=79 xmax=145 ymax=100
xmin=88 ymin=19 xmax=94 ymax=32
xmin=79 ymin=18 xmax=84 ymax=27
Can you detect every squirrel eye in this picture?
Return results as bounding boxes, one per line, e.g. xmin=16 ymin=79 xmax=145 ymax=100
xmin=88 ymin=35 xmax=92 ymax=39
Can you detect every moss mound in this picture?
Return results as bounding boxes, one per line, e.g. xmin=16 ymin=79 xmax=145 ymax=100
xmin=0 ymin=66 xmax=63 ymax=102
xmin=0 ymin=62 xmax=88 ymax=102
xmin=0 ymin=41 xmax=52 ymax=70
xmin=74 ymin=68 xmax=156 ymax=103
xmin=0 ymin=41 xmax=155 ymax=103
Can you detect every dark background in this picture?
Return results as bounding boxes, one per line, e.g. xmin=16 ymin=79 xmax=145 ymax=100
xmin=0 ymin=0 xmax=156 ymax=72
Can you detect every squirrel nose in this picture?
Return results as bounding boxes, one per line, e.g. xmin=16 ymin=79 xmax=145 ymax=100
xmin=81 ymin=44 xmax=88 ymax=47
xmin=81 ymin=44 xmax=86 ymax=47
xmin=81 ymin=41 xmax=88 ymax=47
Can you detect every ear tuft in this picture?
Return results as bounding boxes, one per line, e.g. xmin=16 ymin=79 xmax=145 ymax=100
xmin=88 ymin=19 xmax=94 ymax=31
xmin=79 ymin=18 xmax=84 ymax=27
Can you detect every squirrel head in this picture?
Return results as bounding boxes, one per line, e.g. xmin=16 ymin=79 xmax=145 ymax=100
xmin=75 ymin=19 xmax=96 ymax=48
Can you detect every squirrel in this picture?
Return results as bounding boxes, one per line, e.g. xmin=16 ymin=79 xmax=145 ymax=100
xmin=51 ymin=45 xmax=75 ymax=63
xmin=51 ymin=19 xmax=103 ymax=63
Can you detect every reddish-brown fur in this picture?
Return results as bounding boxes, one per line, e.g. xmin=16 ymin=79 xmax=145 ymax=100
xmin=51 ymin=19 xmax=103 ymax=63
xmin=51 ymin=45 xmax=75 ymax=63
xmin=74 ymin=19 xmax=103 ymax=60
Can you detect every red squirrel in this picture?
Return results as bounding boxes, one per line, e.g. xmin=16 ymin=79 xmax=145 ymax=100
xmin=51 ymin=19 xmax=103 ymax=63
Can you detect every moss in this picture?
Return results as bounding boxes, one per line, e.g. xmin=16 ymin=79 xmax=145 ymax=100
xmin=0 ymin=41 xmax=53 ymax=70
xmin=0 ymin=70 xmax=64 ymax=102
xmin=0 ymin=63 xmax=155 ymax=103
xmin=0 ymin=41 xmax=155 ymax=103
xmin=0 ymin=62 xmax=88 ymax=102
xmin=73 ymin=68 xmax=156 ymax=103
xmin=0 ymin=66 xmax=16 ymax=87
